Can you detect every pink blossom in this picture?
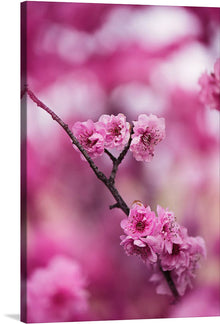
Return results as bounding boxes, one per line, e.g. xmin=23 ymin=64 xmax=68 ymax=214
xmin=199 ymin=58 xmax=220 ymax=111
xmin=150 ymin=234 xmax=206 ymax=296
xmin=130 ymin=114 xmax=165 ymax=162
xmin=173 ymin=236 xmax=206 ymax=295
xmin=187 ymin=235 xmax=206 ymax=258
xmin=27 ymin=256 xmax=88 ymax=323
xmin=120 ymin=235 xmax=158 ymax=264
xmin=121 ymin=202 xmax=156 ymax=239
xmin=99 ymin=113 xmax=130 ymax=150
xmin=72 ymin=119 xmax=105 ymax=159
xmin=121 ymin=203 xmax=206 ymax=297
xmin=160 ymin=239 xmax=189 ymax=271
xmin=155 ymin=205 xmax=183 ymax=254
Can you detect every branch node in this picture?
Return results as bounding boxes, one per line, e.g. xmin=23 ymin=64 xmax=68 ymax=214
xmin=109 ymin=203 xmax=120 ymax=210
xmin=108 ymin=176 xmax=115 ymax=185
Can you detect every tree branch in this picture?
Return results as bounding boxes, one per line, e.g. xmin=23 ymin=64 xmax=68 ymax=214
xmin=24 ymin=88 xmax=178 ymax=300
xmin=24 ymin=88 xmax=129 ymax=215
xmin=25 ymin=88 xmax=108 ymax=184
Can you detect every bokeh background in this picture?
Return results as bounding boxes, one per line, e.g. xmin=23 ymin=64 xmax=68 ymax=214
xmin=21 ymin=1 xmax=220 ymax=322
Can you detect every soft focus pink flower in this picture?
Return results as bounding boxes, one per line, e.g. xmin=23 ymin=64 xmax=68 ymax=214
xmin=160 ymin=241 xmax=189 ymax=272
xmin=99 ymin=113 xmax=130 ymax=150
xmin=130 ymin=114 xmax=165 ymax=162
xmin=199 ymin=58 xmax=220 ymax=111
xmin=27 ymin=256 xmax=88 ymax=323
xmin=72 ymin=119 xmax=105 ymax=159
xmin=173 ymin=236 xmax=206 ymax=296
xmin=121 ymin=202 xmax=156 ymax=239
xmin=155 ymin=205 xmax=183 ymax=254
xmin=150 ymin=234 xmax=206 ymax=296
xmin=187 ymin=235 xmax=207 ymax=259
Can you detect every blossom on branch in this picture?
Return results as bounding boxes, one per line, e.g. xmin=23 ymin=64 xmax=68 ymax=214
xmin=155 ymin=205 xmax=183 ymax=254
xmin=120 ymin=201 xmax=156 ymax=239
xmin=130 ymin=114 xmax=165 ymax=162
xmin=199 ymin=58 xmax=220 ymax=111
xmin=99 ymin=113 xmax=130 ymax=150
xmin=151 ymin=235 xmax=206 ymax=296
xmin=120 ymin=235 xmax=159 ymax=264
xmin=120 ymin=202 xmax=206 ymax=297
xmin=72 ymin=119 xmax=106 ymax=159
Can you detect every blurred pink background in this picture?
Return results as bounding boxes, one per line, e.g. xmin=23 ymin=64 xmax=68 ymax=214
xmin=21 ymin=1 xmax=220 ymax=322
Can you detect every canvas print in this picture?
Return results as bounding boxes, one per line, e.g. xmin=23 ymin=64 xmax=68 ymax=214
xmin=21 ymin=1 xmax=220 ymax=323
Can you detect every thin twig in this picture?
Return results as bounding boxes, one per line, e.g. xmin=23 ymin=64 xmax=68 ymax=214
xmin=109 ymin=126 xmax=133 ymax=184
xmin=109 ymin=202 xmax=120 ymax=210
xmin=104 ymin=149 xmax=117 ymax=162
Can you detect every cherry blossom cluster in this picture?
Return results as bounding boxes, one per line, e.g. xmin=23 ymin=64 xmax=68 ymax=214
xmin=72 ymin=113 xmax=165 ymax=162
xmin=199 ymin=58 xmax=220 ymax=111
xmin=120 ymin=202 xmax=206 ymax=296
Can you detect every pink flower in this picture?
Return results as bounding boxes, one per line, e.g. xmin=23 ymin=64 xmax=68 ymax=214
xmin=130 ymin=114 xmax=165 ymax=162
xmin=72 ymin=119 xmax=105 ymax=159
xmin=27 ymin=256 xmax=88 ymax=323
xmin=150 ymin=234 xmax=206 ymax=296
xmin=160 ymin=238 xmax=189 ymax=271
xmin=121 ymin=202 xmax=156 ymax=239
xmin=187 ymin=235 xmax=206 ymax=258
xmin=174 ymin=236 xmax=206 ymax=295
xmin=199 ymin=58 xmax=220 ymax=111
xmin=174 ymin=252 xmax=204 ymax=296
xmin=99 ymin=113 xmax=130 ymax=150
xmin=155 ymin=205 xmax=183 ymax=254
xmin=120 ymin=203 xmax=206 ymax=297
xmin=120 ymin=235 xmax=158 ymax=264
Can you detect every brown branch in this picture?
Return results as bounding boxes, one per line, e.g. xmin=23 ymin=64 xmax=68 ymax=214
xmin=104 ymin=149 xmax=117 ymax=163
xmin=24 ymin=88 xmax=178 ymax=299
xmin=24 ymin=88 xmax=129 ymax=215
xmin=109 ymin=202 xmax=120 ymax=210
xmin=26 ymin=88 xmax=107 ymax=184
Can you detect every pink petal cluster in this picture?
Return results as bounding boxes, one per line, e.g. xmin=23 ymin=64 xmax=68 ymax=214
xmin=72 ymin=113 xmax=166 ymax=161
xmin=99 ymin=113 xmax=130 ymax=150
xmin=156 ymin=205 xmax=183 ymax=255
xmin=72 ymin=113 xmax=130 ymax=159
xmin=199 ymin=58 xmax=220 ymax=111
xmin=72 ymin=119 xmax=106 ymax=159
xmin=121 ymin=201 xmax=156 ymax=238
xmin=120 ymin=203 xmax=206 ymax=297
xmin=150 ymin=234 xmax=206 ymax=297
xmin=120 ymin=202 xmax=161 ymax=265
xmin=27 ymin=256 xmax=88 ymax=323
xmin=130 ymin=114 xmax=165 ymax=162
